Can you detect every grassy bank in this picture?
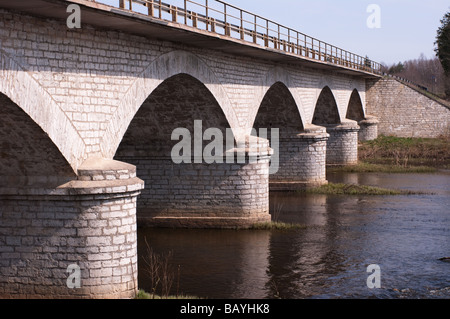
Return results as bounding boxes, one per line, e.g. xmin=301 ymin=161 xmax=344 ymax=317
xmin=250 ymin=221 xmax=308 ymax=230
xmin=331 ymin=136 xmax=450 ymax=173
xmin=136 ymin=290 xmax=199 ymax=299
xmin=328 ymin=162 xmax=438 ymax=174
xmin=304 ymin=182 xmax=425 ymax=196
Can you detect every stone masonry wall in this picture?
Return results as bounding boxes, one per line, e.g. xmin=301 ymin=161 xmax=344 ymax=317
xmin=0 ymin=159 xmax=144 ymax=299
xmin=325 ymin=121 xmax=360 ymax=165
xmin=0 ymin=194 xmax=138 ymax=298
xmin=0 ymin=7 xmax=367 ymax=167
xmin=358 ymin=116 xmax=379 ymax=141
xmin=115 ymin=138 xmax=272 ymax=228
xmin=366 ymin=77 xmax=450 ymax=138
xmin=269 ymin=127 xmax=329 ymax=190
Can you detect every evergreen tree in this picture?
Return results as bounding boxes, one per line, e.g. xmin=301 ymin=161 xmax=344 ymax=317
xmin=435 ymin=10 xmax=450 ymax=97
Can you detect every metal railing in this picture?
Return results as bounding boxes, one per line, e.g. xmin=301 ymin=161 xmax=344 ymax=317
xmin=385 ymin=74 xmax=429 ymax=92
xmin=92 ymin=0 xmax=382 ymax=74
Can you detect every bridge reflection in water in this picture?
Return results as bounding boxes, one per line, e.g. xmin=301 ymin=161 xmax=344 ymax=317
xmin=138 ymin=172 xmax=450 ymax=299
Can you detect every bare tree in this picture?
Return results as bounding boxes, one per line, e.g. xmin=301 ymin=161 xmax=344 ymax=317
xmin=384 ymin=55 xmax=446 ymax=98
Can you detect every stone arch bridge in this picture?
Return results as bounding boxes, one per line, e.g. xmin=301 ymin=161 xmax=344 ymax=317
xmin=0 ymin=0 xmax=381 ymax=298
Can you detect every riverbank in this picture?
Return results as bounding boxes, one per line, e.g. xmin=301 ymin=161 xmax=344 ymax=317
xmin=304 ymin=182 xmax=426 ymax=195
xmin=329 ymin=135 xmax=450 ymax=173
xmin=135 ymin=290 xmax=199 ymax=299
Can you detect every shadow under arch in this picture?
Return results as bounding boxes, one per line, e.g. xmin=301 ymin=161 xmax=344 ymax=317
xmin=114 ymin=72 xmax=242 ymax=226
xmin=0 ymin=49 xmax=85 ymax=174
xmin=101 ymin=50 xmax=240 ymax=158
xmin=313 ymin=86 xmax=360 ymax=165
xmin=252 ymin=81 xmax=328 ymax=190
xmin=312 ymin=86 xmax=341 ymax=125
xmin=0 ymin=92 xmax=76 ymax=187
xmin=346 ymin=89 xmax=365 ymax=122
xmin=249 ymin=66 xmax=306 ymax=132
xmin=253 ymin=81 xmax=304 ymax=133
xmin=115 ymin=73 xmax=233 ymax=157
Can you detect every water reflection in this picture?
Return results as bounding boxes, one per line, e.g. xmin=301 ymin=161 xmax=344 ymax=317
xmin=138 ymin=229 xmax=272 ymax=299
xmin=138 ymin=172 xmax=450 ymax=299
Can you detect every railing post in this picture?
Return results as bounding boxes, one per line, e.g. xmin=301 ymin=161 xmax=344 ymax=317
xmin=224 ymin=2 xmax=227 ymax=28
xmin=304 ymin=35 xmax=307 ymax=56
xmin=119 ymin=0 xmax=125 ymax=9
xmin=205 ymin=0 xmax=209 ymax=31
xmin=147 ymin=0 xmax=154 ymax=16
xmin=158 ymin=0 xmax=162 ymax=18
xmin=240 ymin=10 xmax=244 ymax=40
xmin=171 ymin=5 xmax=177 ymax=22
xmin=184 ymin=0 xmax=187 ymax=24
xmin=210 ymin=17 xmax=216 ymax=33
xmin=192 ymin=12 xmax=197 ymax=28
xmin=253 ymin=15 xmax=257 ymax=43
xmin=318 ymin=41 xmax=322 ymax=61
xmin=225 ymin=23 xmax=231 ymax=36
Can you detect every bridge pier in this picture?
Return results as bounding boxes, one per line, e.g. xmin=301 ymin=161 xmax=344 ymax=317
xmin=324 ymin=120 xmax=360 ymax=165
xmin=357 ymin=116 xmax=379 ymax=141
xmin=116 ymin=136 xmax=272 ymax=229
xmin=270 ymin=125 xmax=329 ymax=191
xmin=0 ymin=159 xmax=144 ymax=299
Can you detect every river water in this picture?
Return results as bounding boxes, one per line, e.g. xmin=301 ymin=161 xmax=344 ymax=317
xmin=137 ymin=171 xmax=450 ymax=299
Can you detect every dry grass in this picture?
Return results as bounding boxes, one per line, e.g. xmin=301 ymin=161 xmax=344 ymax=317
xmin=250 ymin=221 xmax=308 ymax=230
xmin=141 ymin=238 xmax=180 ymax=299
xmin=305 ymin=182 xmax=425 ymax=196
xmin=359 ymin=135 xmax=450 ymax=169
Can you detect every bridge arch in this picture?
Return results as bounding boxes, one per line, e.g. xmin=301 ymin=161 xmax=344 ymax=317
xmin=253 ymin=81 xmax=304 ymax=133
xmin=0 ymin=92 xmax=77 ymax=186
xmin=346 ymin=89 xmax=366 ymax=121
xmin=113 ymin=72 xmax=270 ymax=227
xmin=249 ymin=66 xmax=306 ymax=132
xmin=312 ymin=86 xmax=341 ymax=125
xmin=0 ymin=50 xmax=85 ymax=174
xmin=115 ymin=72 xmax=233 ymax=158
xmin=102 ymin=50 xmax=239 ymax=158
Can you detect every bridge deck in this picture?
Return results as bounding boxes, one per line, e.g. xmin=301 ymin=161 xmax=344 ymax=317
xmin=0 ymin=0 xmax=381 ymax=78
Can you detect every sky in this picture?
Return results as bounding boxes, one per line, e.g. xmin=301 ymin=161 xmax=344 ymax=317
xmin=221 ymin=0 xmax=450 ymax=65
